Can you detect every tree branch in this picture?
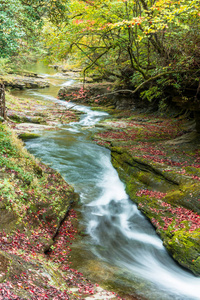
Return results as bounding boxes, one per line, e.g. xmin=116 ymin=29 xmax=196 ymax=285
xmin=89 ymin=69 xmax=199 ymax=100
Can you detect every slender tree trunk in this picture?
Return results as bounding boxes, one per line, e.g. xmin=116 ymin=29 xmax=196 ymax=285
xmin=194 ymin=111 xmax=200 ymax=133
xmin=0 ymin=83 xmax=6 ymax=120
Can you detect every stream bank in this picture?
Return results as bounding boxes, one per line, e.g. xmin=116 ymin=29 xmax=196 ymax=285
xmin=93 ymin=110 xmax=200 ymax=276
xmin=0 ymin=92 xmax=122 ymax=299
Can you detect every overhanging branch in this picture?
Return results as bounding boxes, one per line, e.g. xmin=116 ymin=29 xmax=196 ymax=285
xmin=88 ymin=69 xmax=199 ymax=100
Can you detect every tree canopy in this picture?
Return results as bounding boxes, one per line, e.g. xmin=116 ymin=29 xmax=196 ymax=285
xmin=0 ymin=0 xmax=68 ymax=59
xmin=41 ymin=0 xmax=200 ymax=104
xmin=1 ymin=0 xmax=200 ymax=106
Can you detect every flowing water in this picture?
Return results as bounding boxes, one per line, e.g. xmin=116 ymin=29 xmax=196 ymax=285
xmin=12 ymin=64 xmax=200 ymax=300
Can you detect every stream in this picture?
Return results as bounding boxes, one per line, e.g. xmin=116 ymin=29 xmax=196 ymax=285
xmin=12 ymin=63 xmax=200 ymax=300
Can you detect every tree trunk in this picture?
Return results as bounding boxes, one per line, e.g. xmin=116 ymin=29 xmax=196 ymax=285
xmin=0 ymin=83 xmax=6 ymax=120
xmin=194 ymin=111 xmax=200 ymax=133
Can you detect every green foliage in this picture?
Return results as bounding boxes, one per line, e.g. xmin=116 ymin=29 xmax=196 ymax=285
xmin=0 ymin=0 xmax=25 ymax=58
xmin=140 ymin=86 xmax=163 ymax=102
xmin=0 ymin=0 xmax=69 ymax=65
xmin=20 ymin=0 xmax=69 ymax=24
xmin=0 ymin=58 xmax=12 ymax=75
xmin=0 ymin=0 xmax=45 ymax=63
xmin=41 ymin=0 xmax=200 ymax=104
xmin=0 ymin=128 xmax=14 ymax=155
xmin=1 ymin=0 xmax=200 ymax=104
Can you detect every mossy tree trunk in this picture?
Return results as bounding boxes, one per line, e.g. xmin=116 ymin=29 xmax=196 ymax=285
xmin=0 ymin=83 xmax=6 ymax=120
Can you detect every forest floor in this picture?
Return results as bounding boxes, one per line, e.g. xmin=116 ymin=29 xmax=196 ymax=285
xmin=0 ymin=93 xmax=124 ymax=300
xmin=93 ymin=108 xmax=200 ymax=276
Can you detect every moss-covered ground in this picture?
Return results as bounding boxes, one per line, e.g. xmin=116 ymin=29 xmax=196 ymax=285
xmin=0 ymin=93 xmax=122 ymax=299
xmin=93 ymin=110 xmax=200 ymax=276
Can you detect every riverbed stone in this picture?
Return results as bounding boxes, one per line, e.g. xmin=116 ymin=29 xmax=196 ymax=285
xmin=1 ymin=74 xmax=49 ymax=89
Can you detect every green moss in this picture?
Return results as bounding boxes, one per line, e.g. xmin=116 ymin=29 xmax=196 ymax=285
xmin=111 ymin=148 xmax=176 ymax=192
xmin=30 ymin=116 xmax=46 ymax=124
xmin=8 ymin=114 xmax=21 ymax=122
xmin=164 ymin=190 xmax=184 ymax=203
xmin=18 ymin=132 xmax=40 ymax=140
xmin=0 ymin=123 xmax=76 ymax=234
xmin=0 ymin=251 xmax=11 ymax=282
xmin=109 ymin=144 xmax=200 ymax=276
xmin=185 ymin=166 xmax=200 ymax=177
xmin=164 ymin=184 xmax=200 ymax=213
xmin=165 ymin=230 xmax=200 ymax=275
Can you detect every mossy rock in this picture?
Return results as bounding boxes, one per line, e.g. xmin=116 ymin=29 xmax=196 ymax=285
xmin=9 ymin=113 xmax=46 ymax=124
xmin=18 ymin=132 xmax=40 ymax=140
xmin=30 ymin=116 xmax=47 ymax=124
xmin=0 ymin=251 xmax=10 ymax=283
xmin=164 ymin=190 xmax=184 ymax=204
xmin=165 ymin=184 xmax=200 ymax=214
xmin=0 ymin=250 xmax=71 ymax=298
xmin=111 ymin=147 xmax=177 ymax=192
xmin=9 ymin=114 xmax=22 ymax=122
xmin=2 ymin=75 xmax=50 ymax=89
xmin=15 ymin=70 xmax=39 ymax=78
xmin=164 ymin=230 xmax=200 ymax=276
xmin=0 ymin=204 xmax=19 ymax=232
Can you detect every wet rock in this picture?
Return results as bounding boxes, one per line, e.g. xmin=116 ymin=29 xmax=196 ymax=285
xmin=55 ymin=71 xmax=80 ymax=78
xmin=12 ymin=122 xmax=55 ymax=135
xmin=15 ymin=70 xmax=42 ymax=78
xmin=1 ymin=75 xmax=49 ymax=89
xmin=8 ymin=112 xmax=47 ymax=124
xmin=164 ymin=231 xmax=200 ymax=276
xmin=18 ymin=132 xmax=40 ymax=140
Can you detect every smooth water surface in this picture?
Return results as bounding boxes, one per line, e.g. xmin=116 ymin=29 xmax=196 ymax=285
xmin=15 ymin=65 xmax=200 ymax=300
